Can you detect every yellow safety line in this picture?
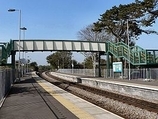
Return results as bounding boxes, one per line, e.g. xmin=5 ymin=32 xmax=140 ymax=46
xmin=36 ymin=80 xmax=95 ymax=119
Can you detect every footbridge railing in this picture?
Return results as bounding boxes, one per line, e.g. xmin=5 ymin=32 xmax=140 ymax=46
xmin=107 ymin=41 xmax=158 ymax=66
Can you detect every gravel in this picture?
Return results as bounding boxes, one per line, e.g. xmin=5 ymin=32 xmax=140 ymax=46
xmin=67 ymin=85 xmax=158 ymax=119
xmin=42 ymin=72 xmax=158 ymax=119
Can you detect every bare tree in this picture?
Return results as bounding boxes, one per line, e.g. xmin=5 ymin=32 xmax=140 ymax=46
xmin=77 ymin=24 xmax=112 ymax=42
xmin=77 ymin=24 xmax=111 ymax=76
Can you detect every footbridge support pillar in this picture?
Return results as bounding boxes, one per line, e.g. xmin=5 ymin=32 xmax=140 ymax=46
xmin=11 ymin=51 xmax=16 ymax=82
xmin=98 ymin=52 xmax=101 ymax=77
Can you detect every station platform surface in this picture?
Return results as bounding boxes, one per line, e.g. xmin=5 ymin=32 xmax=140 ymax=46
xmin=0 ymin=73 xmax=123 ymax=119
xmin=56 ymin=72 xmax=158 ymax=89
xmin=50 ymin=72 xmax=158 ymax=104
xmin=82 ymin=77 xmax=158 ymax=90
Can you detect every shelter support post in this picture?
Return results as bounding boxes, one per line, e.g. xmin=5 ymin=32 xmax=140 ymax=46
xmin=146 ymin=68 xmax=151 ymax=79
xmin=98 ymin=52 xmax=101 ymax=77
xmin=106 ymin=52 xmax=110 ymax=78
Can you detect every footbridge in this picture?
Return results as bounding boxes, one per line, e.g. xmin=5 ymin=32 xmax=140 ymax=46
xmin=0 ymin=39 xmax=106 ymax=66
xmin=1 ymin=39 xmax=158 ymax=77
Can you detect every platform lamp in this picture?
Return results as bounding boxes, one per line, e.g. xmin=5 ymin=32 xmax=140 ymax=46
xmin=20 ymin=27 xmax=27 ymax=59
xmin=8 ymin=9 xmax=22 ymax=81
xmin=20 ymin=27 xmax=27 ymax=76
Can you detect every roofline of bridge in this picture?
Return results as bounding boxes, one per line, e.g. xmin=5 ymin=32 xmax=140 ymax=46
xmin=12 ymin=39 xmax=107 ymax=43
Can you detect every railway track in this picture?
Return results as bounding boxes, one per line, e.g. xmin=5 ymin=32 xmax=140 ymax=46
xmin=39 ymin=71 xmax=158 ymax=119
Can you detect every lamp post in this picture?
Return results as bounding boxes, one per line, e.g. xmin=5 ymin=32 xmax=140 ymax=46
xmin=25 ymin=52 xmax=27 ymax=73
xmin=20 ymin=27 xmax=27 ymax=61
xmin=20 ymin=27 xmax=27 ymax=39
xmin=20 ymin=27 xmax=27 ymax=76
xmin=127 ymin=19 xmax=130 ymax=80
xmin=8 ymin=9 xmax=22 ymax=81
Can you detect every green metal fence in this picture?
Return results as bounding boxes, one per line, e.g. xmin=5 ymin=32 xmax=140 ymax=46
xmin=58 ymin=68 xmax=158 ymax=80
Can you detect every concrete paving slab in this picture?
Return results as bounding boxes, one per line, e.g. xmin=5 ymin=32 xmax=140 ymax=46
xmin=0 ymin=76 xmax=78 ymax=119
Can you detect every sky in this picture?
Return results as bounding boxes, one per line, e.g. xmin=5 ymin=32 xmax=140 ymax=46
xmin=0 ymin=0 xmax=158 ymax=65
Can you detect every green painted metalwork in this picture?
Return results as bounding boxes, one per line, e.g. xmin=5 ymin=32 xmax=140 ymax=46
xmin=1 ymin=39 xmax=158 ymax=67
xmin=106 ymin=41 xmax=158 ymax=66
xmin=0 ymin=40 xmax=13 ymax=65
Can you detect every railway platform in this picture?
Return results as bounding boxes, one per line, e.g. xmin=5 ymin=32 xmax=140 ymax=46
xmin=0 ymin=73 xmax=123 ymax=119
xmin=51 ymin=72 xmax=158 ymax=103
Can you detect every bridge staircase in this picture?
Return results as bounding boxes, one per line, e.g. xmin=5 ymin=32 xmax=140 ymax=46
xmin=0 ymin=40 xmax=13 ymax=65
xmin=107 ymin=41 xmax=158 ymax=67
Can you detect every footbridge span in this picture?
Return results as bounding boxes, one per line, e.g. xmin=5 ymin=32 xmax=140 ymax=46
xmin=0 ymin=39 xmax=106 ymax=65
xmin=13 ymin=39 xmax=106 ymax=52
xmin=1 ymin=39 xmax=158 ymax=78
